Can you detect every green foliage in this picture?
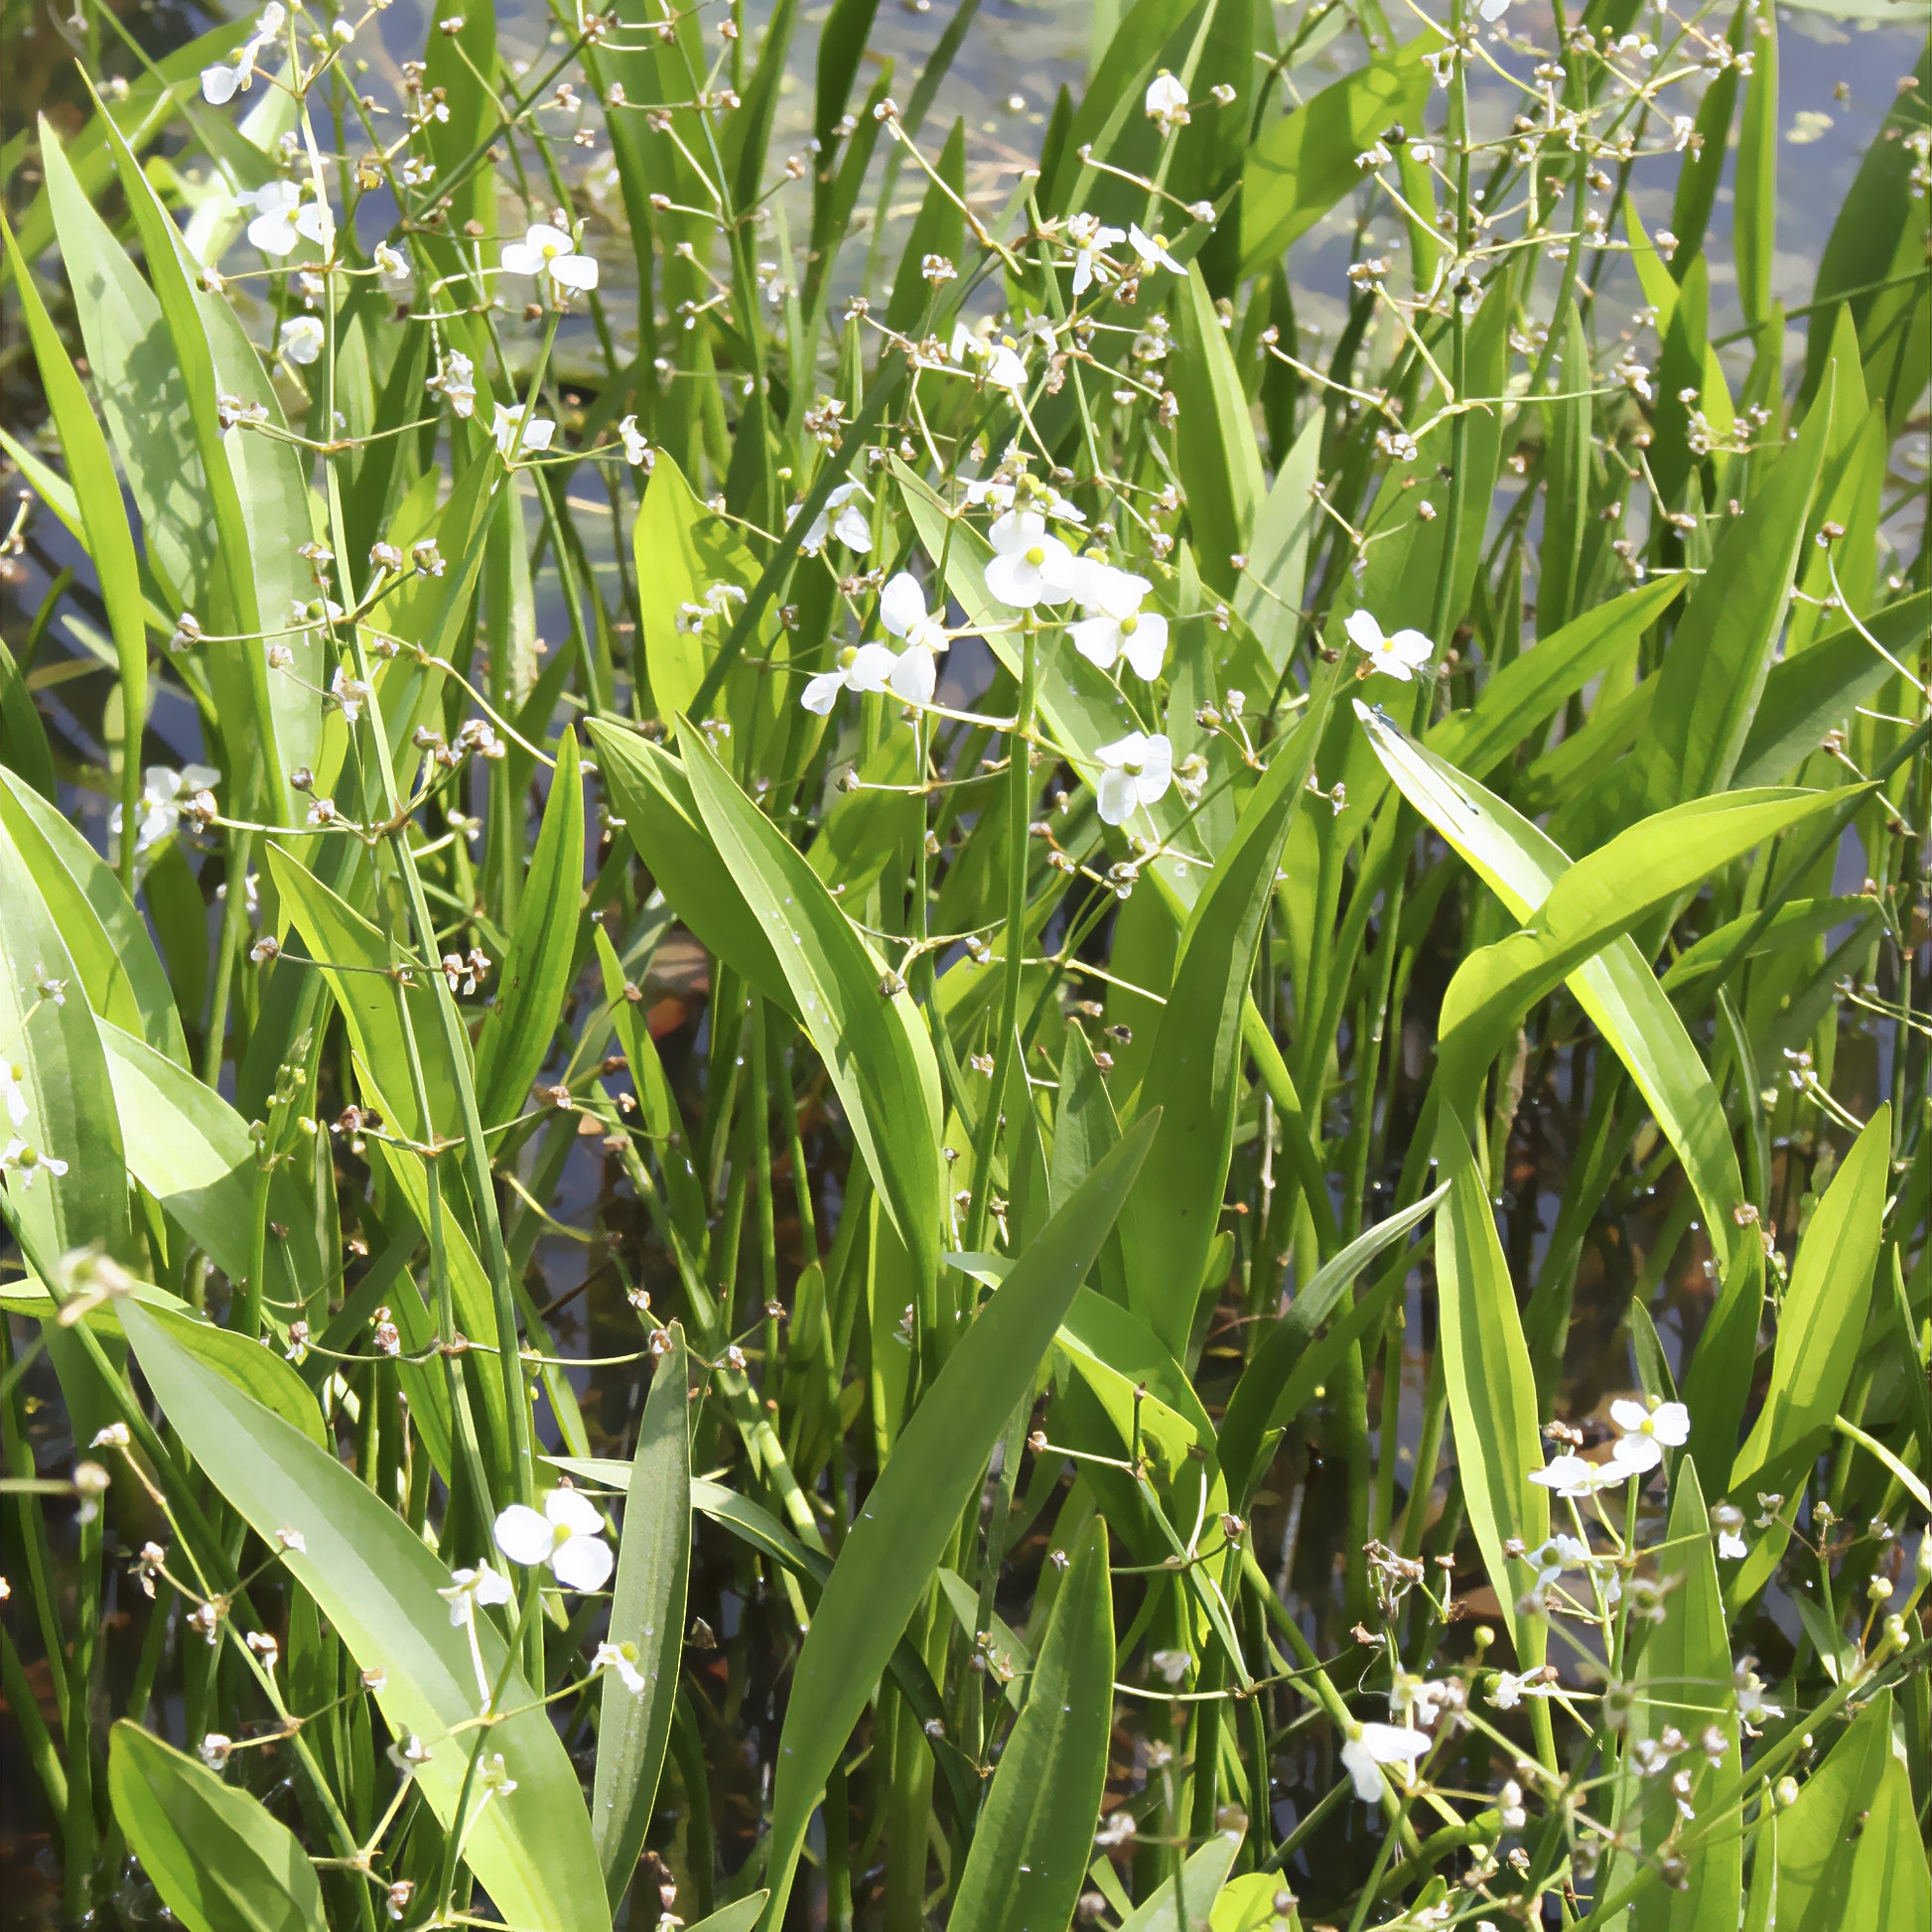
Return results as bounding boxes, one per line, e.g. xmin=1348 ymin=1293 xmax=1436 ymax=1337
xmin=1 ymin=3 xmax=1927 ymax=1931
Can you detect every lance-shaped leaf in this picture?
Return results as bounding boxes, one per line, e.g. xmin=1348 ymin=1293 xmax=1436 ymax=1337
xmin=121 ymin=1302 xmax=612 ymax=1932
xmin=108 ymin=1723 xmax=326 ymax=1932
xmin=594 ymin=1325 xmax=692 ymax=1908
xmin=758 ymin=1113 xmax=1157 ymax=1929
xmin=949 ymin=1524 xmax=1116 ymax=1932
xmin=678 ymin=718 xmax=944 ymax=1293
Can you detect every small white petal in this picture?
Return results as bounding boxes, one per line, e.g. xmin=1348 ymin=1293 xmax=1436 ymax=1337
xmin=492 ymin=1503 xmax=555 ymax=1566
xmin=550 ymin=1533 xmax=614 ymax=1592
xmin=544 ymin=1488 xmax=604 ymax=1538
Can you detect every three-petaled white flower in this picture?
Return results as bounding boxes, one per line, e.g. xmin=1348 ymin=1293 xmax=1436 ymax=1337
xmin=279 ymin=317 xmax=325 ymax=366
xmin=1 ymin=1140 xmax=69 ymax=1190
xmin=1525 ymin=1533 xmax=1588 ymax=1587
xmin=1 ymin=1062 xmax=28 ymax=1130
xmin=964 ymin=478 xmax=1085 ymax=525
xmin=492 ymin=402 xmax=556 ymax=460
xmin=950 ymin=325 xmax=1028 ymax=393
xmin=800 ymin=640 xmax=898 ymax=715
xmin=618 ymin=414 xmax=650 ymax=466
xmin=1066 ymin=212 xmax=1126 ymax=295
xmin=438 ymin=1560 xmax=513 ymax=1626
xmin=1606 ymin=1398 xmax=1690 ymax=1474
xmin=1092 ymin=731 xmax=1173 ymax=826
xmin=983 ymin=508 xmax=1082 ymax=609
xmin=1527 ymin=1451 xmax=1625 ymax=1498
xmin=593 ymin=1640 xmax=647 ymax=1694
xmin=331 ymin=667 xmax=372 ymax=726
xmin=202 ymin=2 xmax=285 ymax=105
xmin=878 ymin=573 xmax=950 ymax=705
xmin=492 ymin=1488 xmax=614 ymax=1591
xmin=500 ymin=222 xmax=600 ymax=295
xmin=111 ymin=764 xmax=220 ymax=862
xmin=1069 ymin=563 xmax=1167 ymax=679
xmin=1345 ymin=609 xmax=1435 ymax=680
xmin=1145 ymin=70 xmax=1190 ymax=130
xmin=1340 ymin=1722 xmax=1430 ymax=1803
xmin=243 ymin=181 xmax=333 ymax=257
xmin=1128 ymin=224 xmax=1182 ymax=275
xmin=798 ymin=481 xmax=873 ymax=555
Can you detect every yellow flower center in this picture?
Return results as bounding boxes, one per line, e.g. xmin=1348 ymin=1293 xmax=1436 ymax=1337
xmin=1121 ymin=614 xmax=1138 ymax=634
xmin=1025 ymin=546 xmax=1045 ymax=566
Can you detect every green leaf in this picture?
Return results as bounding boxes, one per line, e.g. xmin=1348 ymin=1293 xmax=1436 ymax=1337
xmin=1218 ymin=1184 xmax=1448 ymax=1499
xmin=1731 ymin=591 xmax=1930 ymax=787
xmin=1117 ymin=707 xmax=1324 ymax=1355
xmin=1620 ymin=1459 xmax=1741 ymax=1932
xmin=120 ymin=1302 xmax=612 ymax=1932
xmin=678 ymin=720 xmax=945 ymax=1297
xmin=948 ymin=1525 xmax=1116 ymax=1932
xmin=474 ymin=729 xmax=585 ymax=1129
xmin=1433 ymin=787 xmax=1847 ymax=1107
xmin=89 ymin=98 xmax=320 ymax=822
xmin=0 ymin=814 xmax=131 ymax=1263
xmin=1433 ymin=1120 xmax=1548 ymax=1668
xmin=594 ymin=1325 xmax=692 ymax=1908
xmin=1426 ymin=576 xmax=1686 ymax=783
xmin=2 ymin=210 xmax=147 ymax=880
xmin=1118 ymin=1831 xmax=1243 ymax=1932
xmin=267 ymin=847 xmax=464 ymax=1146
xmin=759 ymin=1114 xmax=1157 ymax=1927
xmin=1632 ymin=369 xmax=1833 ymax=813
xmin=99 ymin=1022 xmax=325 ymax=1326
xmin=1240 ymin=40 xmax=1437 ymax=273
xmin=587 ymin=721 xmax=796 ymax=1017
xmin=0 ymin=771 xmax=186 ymax=1063
xmin=634 ymin=456 xmax=759 ymax=727
xmin=1041 ymin=0 xmax=1198 ymax=216
xmin=107 ymin=1722 xmax=326 ymax=1932
xmin=135 ymin=1304 xmax=328 ymax=1449
xmin=1730 ymin=1107 xmax=1890 ymax=1495
xmin=1234 ymin=412 xmax=1321 ymax=675
xmin=1169 ymin=265 xmax=1264 ymax=596
xmin=1733 ymin=0 xmax=1777 ymax=331
xmin=1771 ymin=1689 xmax=1929 ymax=1930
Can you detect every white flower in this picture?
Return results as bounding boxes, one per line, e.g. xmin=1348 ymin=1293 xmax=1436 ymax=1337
xmin=1092 ymin=731 xmax=1173 ymax=826
xmin=1 ymin=1139 xmax=69 ymax=1190
xmin=202 ymin=2 xmax=285 ymax=106
xmin=244 ymin=182 xmax=302 ymax=256
xmin=798 ymin=481 xmax=873 ymax=555
xmin=1128 ymin=224 xmax=1182 ymax=275
xmin=279 ymin=317 xmax=325 ymax=365
xmin=1069 ymin=564 xmax=1167 ymax=679
xmin=1733 ymin=1663 xmax=1782 ymax=1722
xmin=618 ymin=414 xmax=650 ymax=466
xmin=1525 ymin=1533 xmax=1588 ymax=1588
xmin=964 ymin=478 xmax=1084 ymax=525
xmin=593 ymin=1641 xmax=647 ymax=1694
xmin=878 ymin=572 xmax=950 ymax=704
xmin=331 ymin=667 xmax=371 ymax=725
xmin=492 ymin=403 xmax=555 ymax=459
xmin=492 ymin=1489 xmax=614 ymax=1591
xmin=1145 ymin=70 xmax=1190 ymax=130
xmin=1341 ymin=1722 xmax=1430 ymax=1802
xmin=949 ymin=324 xmax=1028 ymax=392
xmin=1 ymin=1062 xmax=29 ymax=1130
xmin=1711 ymin=1503 xmax=1746 ymax=1561
xmin=1344 ymin=609 xmax=1434 ymax=680
xmin=1067 ymin=212 xmax=1125 ymax=295
xmin=374 ymin=241 xmax=412 ymax=291
xmin=1607 ymin=1398 xmax=1689 ymax=1474
xmin=1477 ymin=0 xmax=1510 ymax=16
xmin=430 ymin=350 xmax=477 ymax=418
xmin=1498 ymin=1779 xmax=1526 ymax=1830
xmin=438 ymin=1560 xmax=514 ymax=1626
xmin=800 ymin=640 xmax=898 ymax=714
xmin=111 ymin=764 xmax=220 ymax=862
xmin=500 ymin=222 xmax=600 ymax=294
xmin=983 ymin=508 xmax=1082 ymax=608
xmin=1527 ymin=1451 xmax=1624 ymax=1498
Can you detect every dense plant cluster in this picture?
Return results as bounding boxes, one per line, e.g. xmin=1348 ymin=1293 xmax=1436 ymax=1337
xmin=0 ymin=0 xmax=1928 ymax=1929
